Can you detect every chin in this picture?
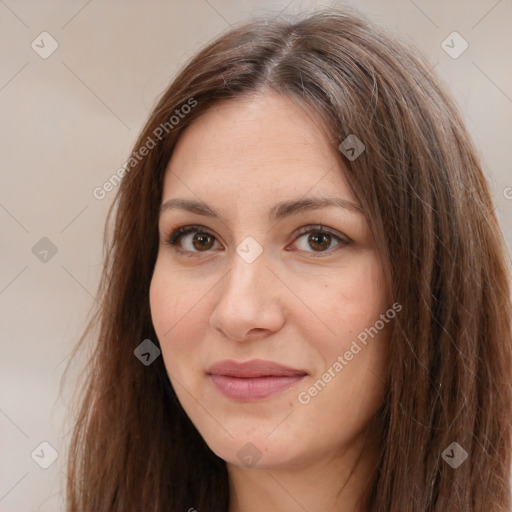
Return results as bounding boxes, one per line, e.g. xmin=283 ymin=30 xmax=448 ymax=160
xmin=201 ymin=427 xmax=309 ymax=470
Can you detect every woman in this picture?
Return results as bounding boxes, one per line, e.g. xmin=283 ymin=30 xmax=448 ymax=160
xmin=65 ymin=7 xmax=512 ymax=511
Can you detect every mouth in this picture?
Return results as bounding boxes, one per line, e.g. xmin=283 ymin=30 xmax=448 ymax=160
xmin=206 ymin=359 xmax=308 ymax=401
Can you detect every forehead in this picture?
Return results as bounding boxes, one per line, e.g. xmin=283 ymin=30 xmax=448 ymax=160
xmin=162 ymin=91 xmax=356 ymax=204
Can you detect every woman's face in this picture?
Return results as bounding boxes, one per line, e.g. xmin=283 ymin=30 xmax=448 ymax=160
xmin=150 ymin=90 xmax=392 ymax=470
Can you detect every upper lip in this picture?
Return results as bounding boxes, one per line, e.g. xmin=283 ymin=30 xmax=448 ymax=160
xmin=206 ymin=359 xmax=308 ymax=378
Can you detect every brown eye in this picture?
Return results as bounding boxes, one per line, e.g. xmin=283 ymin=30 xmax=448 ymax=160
xmin=192 ymin=233 xmax=215 ymax=251
xmin=307 ymin=232 xmax=332 ymax=251
xmin=292 ymin=225 xmax=349 ymax=255
xmin=166 ymin=226 xmax=222 ymax=253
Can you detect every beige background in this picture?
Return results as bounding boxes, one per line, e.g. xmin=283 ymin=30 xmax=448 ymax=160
xmin=1 ymin=0 xmax=511 ymax=510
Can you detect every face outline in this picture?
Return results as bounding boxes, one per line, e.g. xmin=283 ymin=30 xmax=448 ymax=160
xmin=149 ymin=90 xmax=393 ymax=473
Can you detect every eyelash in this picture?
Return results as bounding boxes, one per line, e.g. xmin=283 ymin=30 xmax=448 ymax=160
xmin=164 ymin=224 xmax=350 ymax=257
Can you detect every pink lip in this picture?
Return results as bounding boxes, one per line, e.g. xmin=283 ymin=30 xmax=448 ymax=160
xmin=206 ymin=359 xmax=308 ymax=401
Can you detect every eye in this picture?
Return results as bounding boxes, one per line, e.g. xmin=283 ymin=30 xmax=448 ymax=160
xmin=164 ymin=224 xmax=350 ymax=256
xmin=165 ymin=225 xmax=222 ymax=253
xmin=291 ymin=225 xmax=349 ymax=254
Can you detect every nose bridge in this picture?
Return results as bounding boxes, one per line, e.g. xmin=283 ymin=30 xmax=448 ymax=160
xmin=210 ymin=248 xmax=284 ymax=340
xmin=223 ymin=250 xmax=268 ymax=303
xmin=215 ymin=224 xmax=271 ymax=303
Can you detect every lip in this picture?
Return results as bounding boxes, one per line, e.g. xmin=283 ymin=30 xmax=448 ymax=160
xmin=206 ymin=359 xmax=308 ymax=401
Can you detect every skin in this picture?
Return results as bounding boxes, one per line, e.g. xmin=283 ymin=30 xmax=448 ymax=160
xmin=149 ymin=89 xmax=393 ymax=512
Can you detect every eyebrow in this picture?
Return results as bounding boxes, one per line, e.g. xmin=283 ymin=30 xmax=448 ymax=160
xmin=159 ymin=196 xmax=364 ymax=222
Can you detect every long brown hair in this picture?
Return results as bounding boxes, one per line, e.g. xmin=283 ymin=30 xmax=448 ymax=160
xmin=64 ymin=7 xmax=512 ymax=511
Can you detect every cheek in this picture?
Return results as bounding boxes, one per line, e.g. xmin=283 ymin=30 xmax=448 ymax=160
xmin=292 ymin=253 xmax=389 ymax=343
xmin=150 ymin=257 xmax=208 ymax=333
xmin=338 ymin=251 xmax=388 ymax=305
xmin=295 ymin=253 xmax=391 ymax=403
xmin=149 ymin=261 xmax=207 ymax=374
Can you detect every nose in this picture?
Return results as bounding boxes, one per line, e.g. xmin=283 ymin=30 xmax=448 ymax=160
xmin=209 ymin=252 xmax=286 ymax=342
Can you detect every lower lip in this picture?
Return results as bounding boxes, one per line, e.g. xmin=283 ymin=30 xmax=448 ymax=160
xmin=209 ymin=374 xmax=306 ymax=401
